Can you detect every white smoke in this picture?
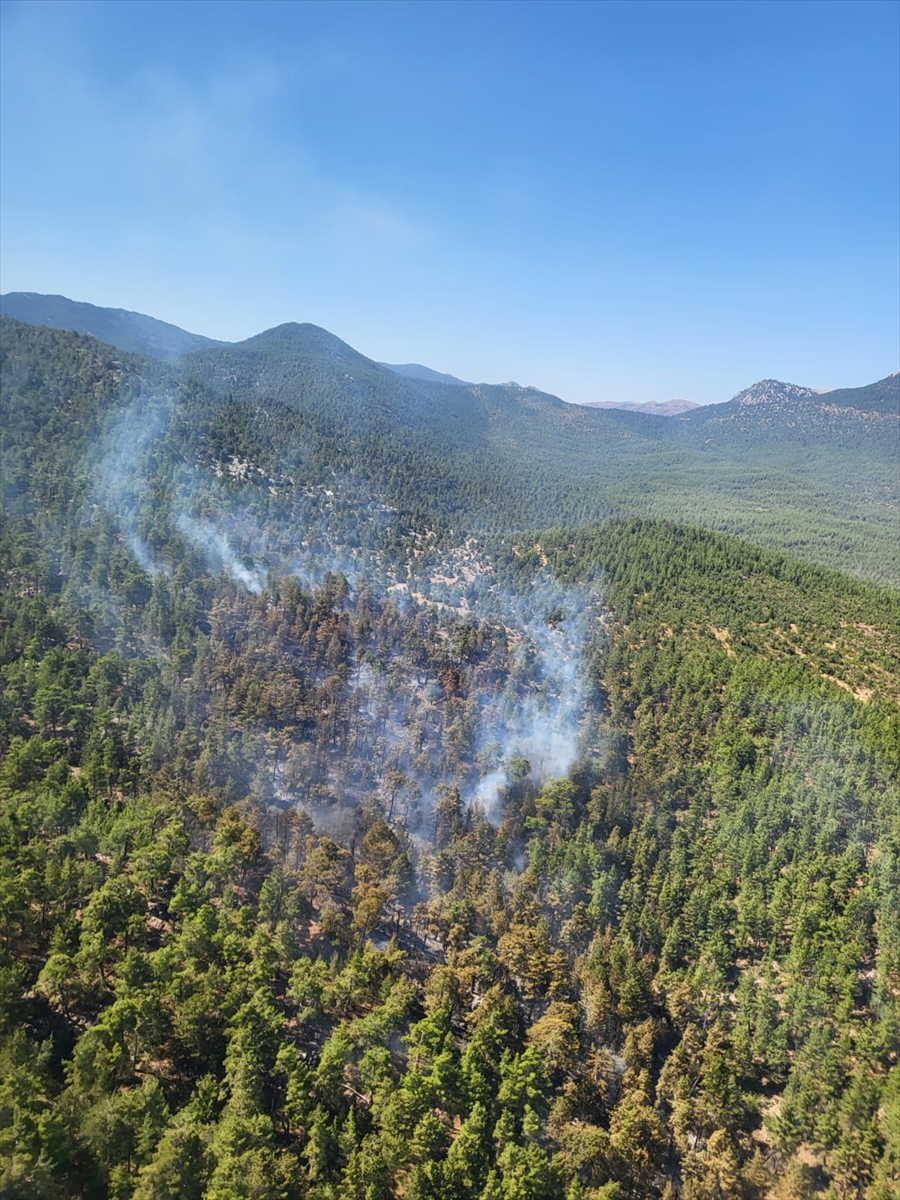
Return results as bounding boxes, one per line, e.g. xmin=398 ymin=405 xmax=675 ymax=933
xmin=93 ymin=389 xmax=171 ymax=576
xmin=467 ymin=599 xmax=596 ymax=824
xmin=176 ymin=512 xmax=267 ymax=593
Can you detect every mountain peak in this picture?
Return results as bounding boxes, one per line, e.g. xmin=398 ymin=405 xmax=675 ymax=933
xmin=730 ymin=379 xmax=819 ymax=406
xmin=234 ymin=322 xmax=372 ymax=366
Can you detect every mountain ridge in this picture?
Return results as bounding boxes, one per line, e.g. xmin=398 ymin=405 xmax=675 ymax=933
xmin=0 ymin=291 xmax=226 ymax=364
xmin=379 ymin=362 xmax=472 ymax=387
xmin=6 ymin=290 xmax=896 ymax=413
xmin=2 ymin=311 xmax=897 ymax=585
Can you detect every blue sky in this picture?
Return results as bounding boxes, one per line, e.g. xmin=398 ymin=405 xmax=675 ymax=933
xmin=1 ymin=0 xmax=897 ymax=404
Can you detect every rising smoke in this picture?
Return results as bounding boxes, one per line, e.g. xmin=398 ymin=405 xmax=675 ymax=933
xmin=463 ymin=578 xmax=602 ymax=824
xmin=93 ymin=388 xmax=171 ymax=576
xmin=176 ymin=513 xmax=267 ymax=594
xmin=88 ymin=381 xmax=607 ymax=843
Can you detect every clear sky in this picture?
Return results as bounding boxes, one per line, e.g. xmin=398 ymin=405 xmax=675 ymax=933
xmin=1 ymin=0 xmax=897 ymax=404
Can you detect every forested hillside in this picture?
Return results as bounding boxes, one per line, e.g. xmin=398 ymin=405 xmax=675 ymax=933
xmin=1 ymin=512 xmax=898 ymax=1199
xmin=4 ymin=314 xmax=898 ymax=584
xmin=1 ymin=310 xmax=899 ymax=1198
xmin=0 ymin=294 xmax=226 ymax=363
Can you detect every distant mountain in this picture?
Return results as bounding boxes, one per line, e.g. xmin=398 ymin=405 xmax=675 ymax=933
xmin=157 ymin=321 xmax=900 ymax=582
xmin=379 ymin=362 xmax=472 ymax=387
xmin=727 ymin=378 xmax=821 ymax=406
xmin=582 ymin=398 xmax=699 ymax=416
xmin=184 ymin=322 xmax=496 ymax=444
xmin=0 ymin=292 xmax=227 ymax=364
xmin=3 ymin=302 xmax=897 ymax=583
xmin=677 ymin=374 xmax=900 ymax=431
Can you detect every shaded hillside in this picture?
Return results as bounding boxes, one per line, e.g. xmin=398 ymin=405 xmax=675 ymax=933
xmin=0 ymin=291 xmax=226 ymax=363
xmin=186 ymin=322 xmax=495 ymax=442
xmin=816 ymin=373 xmax=900 ymax=415
xmin=380 ymin=362 xmax=472 ymax=386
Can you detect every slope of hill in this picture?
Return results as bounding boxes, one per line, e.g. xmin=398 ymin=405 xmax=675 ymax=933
xmin=185 ymin=321 xmax=490 ymax=438
xmin=813 ymin=372 xmax=900 ymax=415
xmin=380 ymin=361 xmax=472 ymax=386
xmin=0 ymin=291 xmax=227 ymax=363
xmin=677 ymin=374 xmax=900 ymax=432
xmin=0 ymin=498 xmax=896 ymax=1198
xmin=183 ymin=326 xmax=900 ymax=584
xmin=668 ymin=375 xmax=900 ymax=532
xmin=3 ymin=314 xmax=898 ymax=585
